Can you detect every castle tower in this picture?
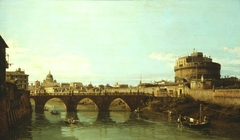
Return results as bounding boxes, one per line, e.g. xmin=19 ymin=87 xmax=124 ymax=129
xmin=174 ymin=51 xmax=221 ymax=83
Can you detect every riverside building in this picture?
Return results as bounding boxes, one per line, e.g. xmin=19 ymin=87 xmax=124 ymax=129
xmin=6 ymin=68 xmax=29 ymax=90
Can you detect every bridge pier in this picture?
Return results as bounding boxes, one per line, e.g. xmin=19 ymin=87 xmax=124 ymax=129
xmin=67 ymin=104 xmax=77 ymax=112
xmin=95 ymin=111 xmax=111 ymax=123
xmin=35 ymin=105 xmax=44 ymax=114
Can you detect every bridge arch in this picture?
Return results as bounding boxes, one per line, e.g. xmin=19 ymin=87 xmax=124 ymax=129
xmin=110 ymin=96 xmax=146 ymax=112
xmin=44 ymin=98 xmax=67 ymax=111
xmin=76 ymin=98 xmax=99 ymax=111
xmin=87 ymin=96 xmax=141 ymax=112
xmin=31 ymin=95 xmax=75 ymax=113
xmin=109 ymin=98 xmax=131 ymax=111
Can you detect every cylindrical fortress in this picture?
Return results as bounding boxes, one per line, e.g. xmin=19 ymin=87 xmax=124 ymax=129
xmin=174 ymin=51 xmax=221 ymax=83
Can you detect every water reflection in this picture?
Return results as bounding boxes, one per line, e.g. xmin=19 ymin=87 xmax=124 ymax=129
xmin=4 ymin=110 xmax=238 ymax=140
xmin=3 ymin=100 xmax=239 ymax=140
xmin=43 ymin=110 xmax=133 ymax=126
xmin=77 ymin=111 xmax=98 ymax=124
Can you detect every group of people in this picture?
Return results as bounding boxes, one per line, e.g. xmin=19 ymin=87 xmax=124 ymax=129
xmin=192 ymin=116 xmax=209 ymax=125
xmin=177 ymin=114 xmax=209 ymax=125
xmin=67 ymin=117 xmax=76 ymax=124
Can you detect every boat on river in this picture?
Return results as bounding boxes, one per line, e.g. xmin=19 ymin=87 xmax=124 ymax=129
xmin=50 ymin=106 xmax=60 ymax=115
xmin=64 ymin=118 xmax=79 ymax=124
xmin=50 ymin=110 xmax=60 ymax=115
xmin=178 ymin=104 xmax=211 ymax=129
xmin=182 ymin=120 xmax=211 ymax=128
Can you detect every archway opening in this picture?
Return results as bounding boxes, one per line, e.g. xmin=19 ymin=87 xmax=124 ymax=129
xmin=109 ymin=98 xmax=131 ymax=123
xmin=43 ymin=98 xmax=66 ymax=123
xmin=77 ymin=98 xmax=98 ymax=111
xmin=44 ymin=98 xmax=67 ymax=113
xmin=109 ymin=98 xmax=131 ymax=111
xmin=76 ymin=98 xmax=98 ymax=123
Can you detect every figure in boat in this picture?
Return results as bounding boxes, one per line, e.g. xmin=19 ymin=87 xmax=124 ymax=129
xmin=177 ymin=104 xmax=211 ymax=128
xmin=50 ymin=110 xmax=60 ymax=115
xmin=65 ymin=117 xmax=78 ymax=124
xmin=50 ymin=106 xmax=60 ymax=115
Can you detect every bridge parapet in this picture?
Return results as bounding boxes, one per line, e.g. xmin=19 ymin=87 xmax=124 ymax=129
xmin=30 ymin=92 xmax=153 ymax=97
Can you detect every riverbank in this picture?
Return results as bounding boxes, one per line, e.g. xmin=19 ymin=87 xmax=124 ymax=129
xmin=142 ymin=95 xmax=240 ymax=139
xmin=146 ymin=95 xmax=240 ymax=121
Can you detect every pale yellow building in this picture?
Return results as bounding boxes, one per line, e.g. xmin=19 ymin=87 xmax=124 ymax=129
xmin=6 ymin=68 xmax=29 ymax=90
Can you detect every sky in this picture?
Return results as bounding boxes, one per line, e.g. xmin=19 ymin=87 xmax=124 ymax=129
xmin=1 ymin=0 xmax=240 ymax=86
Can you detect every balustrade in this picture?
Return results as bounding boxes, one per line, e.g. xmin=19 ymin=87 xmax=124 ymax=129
xmin=30 ymin=91 xmax=153 ymax=97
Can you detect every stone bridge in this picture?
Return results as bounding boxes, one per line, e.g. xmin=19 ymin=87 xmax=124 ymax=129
xmin=30 ymin=92 xmax=154 ymax=113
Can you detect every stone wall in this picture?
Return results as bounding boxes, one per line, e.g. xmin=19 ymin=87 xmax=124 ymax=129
xmin=186 ymin=88 xmax=240 ymax=108
xmin=0 ymin=100 xmax=8 ymax=139
xmin=94 ymin=85 xmax=240 ymax=108
xmin=213 ymin=89 xmax=240 ymax=108
xmin=0 ymin=84 xmax=32 ymax=139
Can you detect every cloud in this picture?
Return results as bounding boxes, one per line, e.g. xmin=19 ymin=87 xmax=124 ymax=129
xmin=214 ymin=47 xmax=240 ymax=78
xmin=221 ymin=46 xmax=240 ymax=57
xmin=216 ymin=56 xmax=240 ymax=66
xmin=148 ymin=52 xmax=177 ymax=67
xmin=6 ymin=39 xmax=29 ymax=54
xmin=8 ymin=53 xmax=92 ymax=83
xmin=5 ymin=39 xmax=30 ymax=67
xmin=217 ymin=46 xmax=240 ymax=65
xmin=33 ymin=54 xmax=90 ymax=72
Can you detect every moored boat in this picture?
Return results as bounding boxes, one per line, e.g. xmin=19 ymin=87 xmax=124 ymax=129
xmin=182 ymin=121 xmax=211 ymax=128
xmin=178 ymin=104 xmax=211 ymax=129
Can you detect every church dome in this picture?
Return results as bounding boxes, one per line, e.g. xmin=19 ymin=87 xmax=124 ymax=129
xmin=46 ymin=71 xmax=53 ymax=82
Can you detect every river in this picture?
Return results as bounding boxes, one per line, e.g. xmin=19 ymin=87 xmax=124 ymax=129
xmin=3 ymin=99 xmax=240 ymax=140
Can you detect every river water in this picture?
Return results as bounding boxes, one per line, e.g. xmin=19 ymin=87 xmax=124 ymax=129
xmin=3 ymin=100 xmax=239 ymax=140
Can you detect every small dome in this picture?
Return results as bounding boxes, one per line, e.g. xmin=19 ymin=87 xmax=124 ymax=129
xmin=88 ymin=83 xmax=93 ymax=88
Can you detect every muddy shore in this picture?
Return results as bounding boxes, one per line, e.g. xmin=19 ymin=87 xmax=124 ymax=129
xmin=143 ymin=95 xmax=240 ymax=138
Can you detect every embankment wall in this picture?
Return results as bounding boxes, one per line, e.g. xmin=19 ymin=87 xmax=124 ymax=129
xmin=0 ymin=86 xmax=32 ymax=139
xmin=0 ymin=96 xmax=7 ymax=138
xmin=187 ymin=89 xmax=240 ymax=108
xmin=105 ymin=86 xmax=240 ymax=108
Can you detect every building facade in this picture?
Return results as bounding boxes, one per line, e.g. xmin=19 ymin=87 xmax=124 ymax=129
xmin=114 ymin=82 xmax=128 ymax=88
xmin=6 ymin=68 xmax=29 ymax=90
xmin=29 ymin=72 xmax=60 ymax=94
xmin=0 ymin=35 xmax=31 ymax=139
xmin=0 ymin=36 xmax=8 ymax=86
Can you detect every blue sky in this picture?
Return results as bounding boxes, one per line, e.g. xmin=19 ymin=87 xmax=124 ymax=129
xmin=1 ymin=0 xmax=240 ymax=86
